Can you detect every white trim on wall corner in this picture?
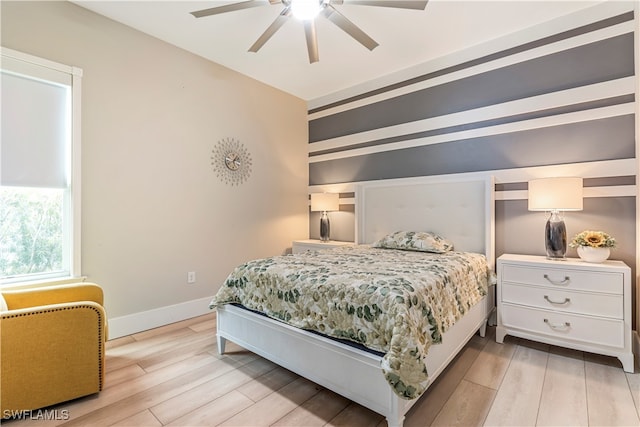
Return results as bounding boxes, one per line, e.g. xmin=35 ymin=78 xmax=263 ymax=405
xmin=107 ymin=296 xmax=214 ymax=339
xmin=633 ymin=0 xmax=640 ymax=348
xmin=633 ymin=1 xmax=640 ymax=348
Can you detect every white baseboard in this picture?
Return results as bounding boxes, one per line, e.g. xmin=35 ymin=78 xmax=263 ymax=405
xmin=107 ymin=296 xmax=214 ymax=339
xmin=633 ymin=330 xmax=640 ymax=372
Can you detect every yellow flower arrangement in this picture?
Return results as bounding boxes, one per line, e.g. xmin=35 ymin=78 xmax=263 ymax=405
xmin=569 ymin=230 xmax=617 ymax=248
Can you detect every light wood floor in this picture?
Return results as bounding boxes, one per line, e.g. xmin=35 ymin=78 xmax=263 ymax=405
xmin=6 ymin=313 xmax=640 ymax=426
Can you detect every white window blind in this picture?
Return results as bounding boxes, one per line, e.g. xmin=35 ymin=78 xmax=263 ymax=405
xmin=1 ymin=64 xmax=71 ymax=188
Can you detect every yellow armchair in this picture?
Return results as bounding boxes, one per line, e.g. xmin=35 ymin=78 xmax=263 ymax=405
xmin=0 ymin=283 xmax=107 ymax=416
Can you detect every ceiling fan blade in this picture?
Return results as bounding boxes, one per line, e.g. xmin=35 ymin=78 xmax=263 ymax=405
xmin=191 ymin=1 xmax=275 ymax=18
xmin=332 ymin=0 xmax=428 ymax=9
xmin=248 ymin=7 xmax=291 ymax=52
xmin=304 ymin=20 xmax=320 ymax=64
xmin=322 ymin=6 xmax=378 ymax=51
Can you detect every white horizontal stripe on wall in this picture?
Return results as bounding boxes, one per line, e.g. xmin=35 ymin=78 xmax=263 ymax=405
xmin=307 ymin=197 xmax=356 ymax=207
xmin=308 ymin=158 xmax=637 ymax=195
xmin=307 ymin=1 xmax=634 ymax=112
xmin=321 ymin=187 xmax=638 ymax=204
xmin=498 ymin=186 xmax=636 ymax=201
xmin=313 ymin=186 xmax=636 ymax=205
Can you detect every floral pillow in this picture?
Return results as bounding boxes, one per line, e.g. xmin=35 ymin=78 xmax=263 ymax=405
xmin=373 ymin=231 xmax=454 ymax=253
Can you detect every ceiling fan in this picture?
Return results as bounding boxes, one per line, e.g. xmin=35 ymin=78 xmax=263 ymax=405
xmin=191 ymin=0 xmax=429 ymax=63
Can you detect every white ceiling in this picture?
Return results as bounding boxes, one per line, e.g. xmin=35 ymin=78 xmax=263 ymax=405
xmin=72 ymin=0 xmax=604 ymax=103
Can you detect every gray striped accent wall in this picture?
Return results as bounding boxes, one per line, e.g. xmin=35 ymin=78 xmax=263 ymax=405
xmin=309 ymin=27 xmax=635 ymax=183
xmin=306 ymin=2 xmax=638 ymax=301
xmin=309 ymin=32 xmax=634 ymax=144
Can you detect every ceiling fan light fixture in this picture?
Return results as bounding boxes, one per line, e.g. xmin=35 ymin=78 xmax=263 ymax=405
xmin=291 ymin=0 xmax=322 ymax=20
xmin=190 ymin=0 xmax=429 ymax=64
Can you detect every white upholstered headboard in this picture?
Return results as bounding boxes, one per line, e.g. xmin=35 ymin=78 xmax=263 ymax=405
xmin=356 ymin=176 xmax=495 ymax=267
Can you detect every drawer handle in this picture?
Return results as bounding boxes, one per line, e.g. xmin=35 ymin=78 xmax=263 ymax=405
xmin=543 ymin=274 xmax=570 ymax=286
xmin=544 ymin=295 xmax=571 ymax=305
xmin=544 ymin=318 xmax=571 ymax=331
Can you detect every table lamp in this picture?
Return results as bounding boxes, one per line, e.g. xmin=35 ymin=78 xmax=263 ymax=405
xmin=528 ymin=177 xmax=583 ymax=259
xmin=310 ymin=193 xmax=339 ymax=242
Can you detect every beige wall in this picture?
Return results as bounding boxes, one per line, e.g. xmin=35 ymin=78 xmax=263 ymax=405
xmin=1 ymin=1 xmax=309 ymax=325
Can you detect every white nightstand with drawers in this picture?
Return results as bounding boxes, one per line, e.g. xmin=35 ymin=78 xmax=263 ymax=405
xmin=496 ymin=253 xmax=633 ymax=372
xmin=292 ymin=239 xmax=354 ymax=254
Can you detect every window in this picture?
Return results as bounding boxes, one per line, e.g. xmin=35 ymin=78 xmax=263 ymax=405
xmin=1 ymin=48 xmax=82 ymax=285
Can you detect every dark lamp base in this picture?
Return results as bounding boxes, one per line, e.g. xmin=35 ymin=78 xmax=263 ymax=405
xmin=320 ymin=211 xmax=330 ymax=242
xmin=545 ymin=212 xmax=567 ymax=259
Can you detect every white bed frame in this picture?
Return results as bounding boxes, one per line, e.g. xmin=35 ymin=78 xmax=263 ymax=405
xmin=216 ymin=175 xmax=496 ymax=427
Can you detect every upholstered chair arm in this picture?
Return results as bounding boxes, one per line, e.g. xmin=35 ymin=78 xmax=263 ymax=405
xmin=2 ymin=283 xmax=104 ymax=310
xmin=0 ymin=301 xmax=106 ymax=414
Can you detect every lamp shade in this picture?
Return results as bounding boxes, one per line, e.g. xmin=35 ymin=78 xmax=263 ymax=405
xmin=528 ymin=177 xmax=583 ymax=211
xmin=310 ymin=193 xmax=339 ymax=212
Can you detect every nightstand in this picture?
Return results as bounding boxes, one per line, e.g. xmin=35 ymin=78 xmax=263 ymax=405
xmin=292 ymin=239 xmax=354 ymax=254
xmin=496 ymin=254 xmax=633 ymax=372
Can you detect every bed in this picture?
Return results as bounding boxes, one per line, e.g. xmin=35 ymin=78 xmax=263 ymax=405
xmin=211 ymin=176 xmax=495 ymax=427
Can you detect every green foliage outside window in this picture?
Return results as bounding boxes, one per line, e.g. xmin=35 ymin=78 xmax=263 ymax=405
xmin=0 ymin=187 xmax=63 ymax=278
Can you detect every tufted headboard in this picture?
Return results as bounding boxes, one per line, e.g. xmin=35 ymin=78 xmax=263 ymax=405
xmin=356 ymin=176 xmax=495 ymax=267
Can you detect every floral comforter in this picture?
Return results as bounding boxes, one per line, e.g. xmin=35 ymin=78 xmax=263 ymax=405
xmin=209 ymin=245 xmax=490 ymax=400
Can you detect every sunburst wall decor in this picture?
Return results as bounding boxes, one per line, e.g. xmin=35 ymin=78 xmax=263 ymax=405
xmin=211 ymin=137 xmax=252 ymax=186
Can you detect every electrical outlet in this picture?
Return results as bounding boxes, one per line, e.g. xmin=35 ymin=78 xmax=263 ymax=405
xmin=187 ymin=271 xmax=196 ymax=284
